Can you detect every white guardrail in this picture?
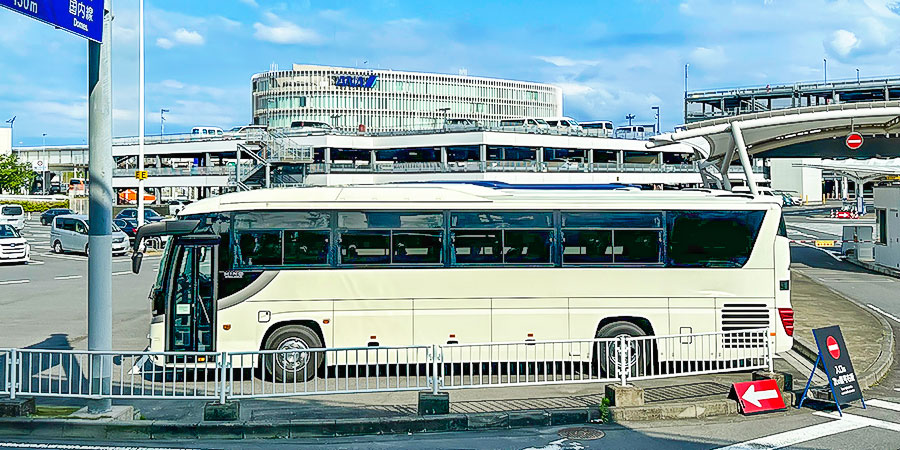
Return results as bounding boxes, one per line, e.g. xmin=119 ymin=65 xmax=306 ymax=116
xmin=1 ymin=329 xmax=772 ymax=404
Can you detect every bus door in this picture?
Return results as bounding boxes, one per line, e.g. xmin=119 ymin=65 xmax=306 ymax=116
xmin=167 ymin=235 xmax=219 ymax=355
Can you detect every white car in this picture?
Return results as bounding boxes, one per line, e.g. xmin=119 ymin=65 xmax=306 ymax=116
xmin=0 ymin=224 xmax=30 ymax=264
xmin=0 ymin=204 xmax=25 ymax=230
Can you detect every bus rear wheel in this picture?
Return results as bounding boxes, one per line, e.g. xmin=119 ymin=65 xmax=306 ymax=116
xmin=593 ymin=321 xmax=649 ymax=378
xmin=263 ymin=325 xmax=323 ymax=383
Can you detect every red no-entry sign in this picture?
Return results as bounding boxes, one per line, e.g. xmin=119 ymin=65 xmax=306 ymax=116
xmin=732 ymin=379 xmax=786 ymax=414
xmin=826 ymin=335 xmax=841 ymax=359
xmin=846 ymin=132 xmax=864 ymax=150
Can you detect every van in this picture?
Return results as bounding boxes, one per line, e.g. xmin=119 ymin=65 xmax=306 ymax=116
xmin=498 ymin=118 xmax=551 ymax=131
xmin=443 ymin=118 xmax=480 ymax=131
xmin=289 ymin=121 xmax=335 ymax=132
xmin=0 ymin=205 xmax=25 ymax=231
xmin=191 ymin=127 xmax=224 ymax=137
xmin=614 ymin=126 xmax=648 ymax=140
xmin=226 ymin=125 xmax=268 ymax=137
xmin=581 ymin=121 xmax=614 ymax=137
xmin=544 ymin=117 xmax=583 ymax=132
xmin=51 ymin=214 xmax=129 ymax=256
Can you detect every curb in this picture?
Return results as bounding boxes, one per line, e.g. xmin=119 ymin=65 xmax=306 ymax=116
xmin=793 ymin=269 xmax=895 ymax=390
xmin=0 ymin=407 xmax=602 ymax=440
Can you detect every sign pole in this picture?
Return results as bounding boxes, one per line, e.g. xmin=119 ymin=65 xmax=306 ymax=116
xmin=87 ymin=0 xmax=113 ymax=414
xmin=137 ymin=0 xmax=145 ymax=228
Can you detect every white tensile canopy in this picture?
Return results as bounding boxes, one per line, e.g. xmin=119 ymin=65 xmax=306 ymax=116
xmin=647 ymin=101 xmax=900 ymax=194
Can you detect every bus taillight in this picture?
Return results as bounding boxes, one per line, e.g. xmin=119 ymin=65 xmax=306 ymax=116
xmin=778 ymin=308 xmax=794 ymax=336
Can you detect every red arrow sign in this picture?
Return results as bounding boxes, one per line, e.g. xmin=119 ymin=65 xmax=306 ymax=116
xmin=846 ymin=132 xmax=864 ymax=150
xmin=732 ymin=379 xmax=786 ymax=414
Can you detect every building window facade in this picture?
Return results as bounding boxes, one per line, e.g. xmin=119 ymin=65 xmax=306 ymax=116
xmin=251 ymin=64 xmax=563 ymax=132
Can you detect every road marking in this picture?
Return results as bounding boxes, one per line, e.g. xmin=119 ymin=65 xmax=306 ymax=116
xmin=41 ymin=253 xmax=86 ymax=261
xmin=112 ymin=271 xmax=132 ymax=276
xmin=817 ymin=278 xmax=894 ymax=283
xmin=813 ymin=411 xmax=900 ymax=432
xmin=25 ymin=260 xmax=44 ymax=265
xmin=868 ymin=399 xmax=900 ymax=412
xmin=54 ymin=275 xmax=82 ymax=280
xmin=0 ymin=280 xmax=29 ymax=285
xmin=866 ymin=304 xmax=900 ymax=324
xmin=715 ymin=416 xmax=867 ymax=449
xmin=792 ymin=241 xmax=843 ymax=261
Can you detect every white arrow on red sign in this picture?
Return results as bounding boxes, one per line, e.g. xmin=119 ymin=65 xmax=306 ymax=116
xmin=741 ymin=384 xmax=780 ymax=408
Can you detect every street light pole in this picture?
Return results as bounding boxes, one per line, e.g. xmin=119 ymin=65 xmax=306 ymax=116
xmin=160 ymin=108 xmax=169 ymax=136
xmin=857 ymin=68 xmax=860 ymax=84
xmin=137 ymin=0 xmax=145 ymax=227
xmin=626 ymin=114 xmax=635 ymax=126
xmin=651 ymin=106 xmax=660 ymax=134
xmin=824 ymin=58 xmax=827 ymax=83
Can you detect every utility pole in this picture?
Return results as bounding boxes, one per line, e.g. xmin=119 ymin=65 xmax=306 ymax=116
xmin=87 ymin=0 xmax=113 ymax=414
xmin=137 ymin=0 xmax=145 ymax=227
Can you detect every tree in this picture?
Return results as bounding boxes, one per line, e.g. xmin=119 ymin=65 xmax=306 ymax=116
xmin=0 ymin=154 xmax=35 ymax=194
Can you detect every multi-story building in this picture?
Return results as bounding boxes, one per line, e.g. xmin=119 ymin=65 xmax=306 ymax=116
xmin=251 ymin=64 xmax=562 ymax=131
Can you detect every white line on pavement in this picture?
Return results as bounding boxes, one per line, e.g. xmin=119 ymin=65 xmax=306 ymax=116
xmin=715 ymin=416 xmax=866 ymax=449
xmin=26 ymin=260 xmax=44 ymax=265
xmin=866 ymin=304 xmax=900 ymax=324
xmin=813 ymin=411 xmax=900 ymax=432
xmin=54 ymin=275 xmax=82 ymax=280
xmin=112 ymin=271 xmax=132 ymax=276
xmin=0 ymin=442 xmax=190 ymax=450
xmin=792 ymin=241 xmax=843 ymax=261
xmin=867 ymin=399 xmax=900 ymax=412
xmin=0 ymin=280 xmax=29 ymax=285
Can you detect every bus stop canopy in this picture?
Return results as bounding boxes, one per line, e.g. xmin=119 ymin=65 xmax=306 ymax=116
xmin=647 ymin=101 xmax=900 ymax=194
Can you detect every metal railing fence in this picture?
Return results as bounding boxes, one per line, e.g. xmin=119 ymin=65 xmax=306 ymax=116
xmin=1 ymin=329 xmax=771 ymax=403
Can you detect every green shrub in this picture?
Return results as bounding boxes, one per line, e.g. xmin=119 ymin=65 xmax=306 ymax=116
xmin=599 ymin=397 xmax=611 ymax=423
xmin=0 ymin=199 xmax=70 ymax=213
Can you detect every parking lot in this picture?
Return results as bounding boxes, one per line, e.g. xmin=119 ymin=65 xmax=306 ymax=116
xmin=0 ymin=217 xmax=159 ymax=350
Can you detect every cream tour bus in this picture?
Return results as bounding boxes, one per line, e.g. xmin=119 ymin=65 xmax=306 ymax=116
xmin=131 ymin=182 xmax=793 ymax=382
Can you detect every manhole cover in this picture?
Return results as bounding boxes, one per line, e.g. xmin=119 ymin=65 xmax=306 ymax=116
xmin=558 ymin=427 xmax=605 ymax=440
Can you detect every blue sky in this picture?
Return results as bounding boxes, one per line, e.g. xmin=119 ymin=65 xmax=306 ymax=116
xmin=2 ymin=0 xmax=899 ymax=146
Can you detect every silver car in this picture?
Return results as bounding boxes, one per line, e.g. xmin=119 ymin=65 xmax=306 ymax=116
xmin=51 ymin=214 xmax=129 ymax=256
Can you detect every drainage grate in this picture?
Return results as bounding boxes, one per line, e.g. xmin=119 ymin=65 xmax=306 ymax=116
xmin=644 ymin=381 xmax=731 ymax=403
xmin=558 ymin=427 xmax=605 ymax=440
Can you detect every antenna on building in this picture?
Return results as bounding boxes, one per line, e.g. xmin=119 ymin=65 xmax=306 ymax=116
xmin=459 ymin=68 xmax=468 ymax=76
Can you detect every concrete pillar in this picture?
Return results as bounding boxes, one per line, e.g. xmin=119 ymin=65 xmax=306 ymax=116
xmin=720 ymin=98 xmax=725 ymax=114
xmin=834 ymin=92 xmax=840 ymax=104
xmin=588 ymin=149 xmax=595 ymax=172
xmin=205 ymin=153 xmax=211 ymax=167
xmin=323 ymin=147 xmax=331 ymax=174
xmin=479 ymin=144 xmax=487 ymax=171
xmin=841 ymin=176 xmax=848 ymax=201
xmin=767 ymin=98 xmax=772 ymax=110
xmin=616 ymin=150 xmax=623 ymax=169
xmin=155 ymin=156 xmax=161 ymax=168
xmin=370 ymin=149 xmax=377 ymax=167
xmin=885 ymin=86 xmax=890 ymax=101
xmin=535 ymin=147 xmax=543 ymax=171
xmin=439 ymin=146 xmax=447 ymax=171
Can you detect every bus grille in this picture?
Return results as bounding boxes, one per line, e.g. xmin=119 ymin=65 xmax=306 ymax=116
xmin=721 ymin=304 xmax=769 ymax=348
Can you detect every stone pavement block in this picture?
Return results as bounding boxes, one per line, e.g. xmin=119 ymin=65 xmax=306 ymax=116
xmin=508 ymin=410 xmax=550 ymax=428
xmin=104 ymin=422 xmax=154 ymax=440
xmin=290 ymin=419 xmax=336 ymax=438
xmin=150 ymin=421 xmax=200 ymax=440
xmin=243 ymin=421 xmax=291 ymax=439
xmin=379 ymin=416 xmax=426 ymax=434
xmin=61 ymin=420 xmax=108 ymax=439
xmin=694 ymin=400 xmax=730 ymax=418
xmin=466 ymin=411 xmax=509 ymax=429
xmin=421 ymin=414 xmax=467 ymax=432
xmin=331 ymin=417 xmax=384 ymax=436
xmin=0 ymin=398 xmax=35 ymax=418
xmin=203 ymin=401 xmax=239 ymax=422
xmin=196 ymin=421 xmax=244 ymax=440
xmin=548 ymin=408 xmax=589 ymax=425
xmin=753 ymin=370 xmax=793 ymax=392
xmin=605 ymin=384 xmax=644 ymax=407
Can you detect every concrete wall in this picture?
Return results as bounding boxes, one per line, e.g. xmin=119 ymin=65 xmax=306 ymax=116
xmin=0 ymin=127 xmax=10 ymax=156
xmin=770 ymin=158 xmax=823 ymax=204
xmin=874 ymin=187 xmax=900 ymax=269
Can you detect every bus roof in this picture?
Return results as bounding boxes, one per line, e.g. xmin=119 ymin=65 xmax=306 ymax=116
xmin=179 ymin=183 xmax=781 ymax=216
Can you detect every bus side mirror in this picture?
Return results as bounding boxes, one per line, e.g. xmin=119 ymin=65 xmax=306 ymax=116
xmin=132 ymin=251 xmax=143 ymax=274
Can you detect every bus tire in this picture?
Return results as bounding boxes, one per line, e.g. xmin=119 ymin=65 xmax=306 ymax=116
xmin=593 ymin=321 xmax=647 ymax=378
xmin=263 ymin=325 xmax=323 ymax=383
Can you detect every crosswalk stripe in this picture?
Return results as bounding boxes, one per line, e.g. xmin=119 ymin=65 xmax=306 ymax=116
xmin=715 ymin=417 xmax=866 ymax=449
xmin=0 ymin=280 xmax=29 ymax=285
xmin=813 ymin=411 xmax=900 ymax=432
xmin=867 ymin=399 xmax=900 ymax=412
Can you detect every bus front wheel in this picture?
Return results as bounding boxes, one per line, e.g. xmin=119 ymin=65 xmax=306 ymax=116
xmin=593 ymin=321 xmax=649 ymax=378
xmin=263 ymin=325 xmax=323 ymax=383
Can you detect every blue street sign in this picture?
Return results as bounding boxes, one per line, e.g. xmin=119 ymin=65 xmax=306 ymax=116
xmin=0 ymin=0 xmax=103 ymax=42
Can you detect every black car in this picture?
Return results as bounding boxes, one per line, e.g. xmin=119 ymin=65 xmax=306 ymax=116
xmin=115 ymin=208 xmax=164 ymax=223
xmin=113 ymin=218 xmax=139 ymax=239
xmin=40 ymin=208 xmax=75 ymax=226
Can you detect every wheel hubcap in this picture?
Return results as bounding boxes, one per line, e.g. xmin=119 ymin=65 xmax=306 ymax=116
xmin=608 ymin=334 xmax=641 ymax=372
xmin=276 ymin=338 xmax=310 ymax=371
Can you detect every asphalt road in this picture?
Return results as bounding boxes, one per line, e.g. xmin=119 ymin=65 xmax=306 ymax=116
xmin=0 ymin=218 xmax=159 ymax=350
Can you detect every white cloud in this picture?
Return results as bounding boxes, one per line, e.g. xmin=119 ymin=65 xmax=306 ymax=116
xmin=689 ymin=46 xmax=727 ymax=68
xmin=173 ymin=28 xmax=205 ymax=46
xmin=826 ymin=29 xmax=860 ymax=57
xmin=239 ymin=0 xmax=259 ymax=7
xmin=678 ymin=2 xmax=692 ymax=14
xmin=155 ymin=37 xmax=174 ymax=49
xmin=160 ymin=79 xmax=185 ymax=89
xmin=253 ymin=13 xmax=322 ymax=45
